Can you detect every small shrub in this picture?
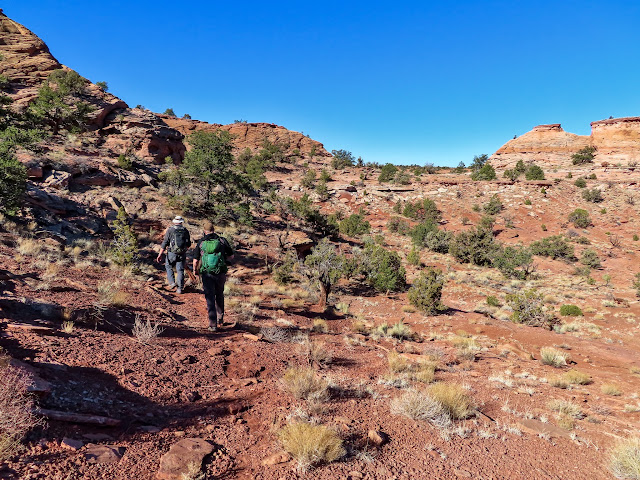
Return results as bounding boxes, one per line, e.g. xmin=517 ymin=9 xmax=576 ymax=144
xmin=609 ymin=436 xmax=640 ymax=480
xmin=282 ymin=367 xmax=329 ymax=402
xmin=407 ymin=268 xmax=445 ymax=314
xmin=423 ymin=229 xmax=453 ymax=254
xmin=387 ymin=351 xmax=411 ymax=373
xmin=311 ymin=319 xmax=328 ymax=333
xmin=339 ymin=213 xmax=370 ymax=237
xmin=407 ymin=247 xmax=420 ymax=266
xmin=409 ymin=220 xmax=438 ymax=247
xmin=387 ymin=217 xmax=410 ymax=235
xmin=574 ymin=177 xmax=587 ymax=188
xmin=582 ymin=188 xmax=603 ymax=203
xmin=109 ymin=207 xmax=138 ymax=265
xmin=580 ymin=249 xmax=601 ymax=269
xmin=524 ymin=198 xmax=532 ymax=205
xmin=117 ymin=154 xmax=133 ymax=170
xmin=331 ymin=149 xmax=354 ymax=169
xmin=571 ymin=146 xmax=596 ymax=165
xmin=278 ymin=422 xmax=344 ymax=470
xmin=492 ymin=245 xmax=536 ymax=280
xmin=530 ymin=236 xmax=575 ymax=261
xmin=471 ymin=163 xmax=497 ymax=181
xmin=506 ymin=290 xmax=556 ymax=329
xmin=449 ymin=227 xmax=499 ymax=266
xmin=559 ymin=305 xmax=583 ymax=317
xmin=483 ymin=195 xmax=503 ymax=215
xmin=540 ymin=347 xmax=570 ymax=367
xmin=486 ymin=296 xmax=501 ymax=307
xmin=388 ymin=321 xmax=412 ymax=339
xmin=633 ymin=273 xmax=640 ymax=297
xmin=378 ymin=163 xmax=398 ymax=182
xmin=61 ymin=321 xmax=74 ymax=334
xmin=548 ymin=399 xmax=583 ymax=418
xmin=402 ymin=198 xmax=441 ymax=222
xmin=301 ymin=169 xmax=316 ymax=189
xmin=525 ymin=164 xmax=545 ymax=180
xmin=633 ymin=234 xmax=639 ymax=242
xmin=568 ymin=208 xmax=591 ymax=228
xmin=356 ymin=243 xmax=406 ymax=293
xmin=588 ymin=173 xmax=597 ymax=180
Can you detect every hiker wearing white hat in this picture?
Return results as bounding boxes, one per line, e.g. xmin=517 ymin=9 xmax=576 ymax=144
xmin=156 ymin=216 xmax=191 ymax=294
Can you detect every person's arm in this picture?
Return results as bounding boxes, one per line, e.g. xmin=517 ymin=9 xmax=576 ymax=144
xmin=223 ymin=238 xmax=235 ymax=262
xmin=192 ymin=239 xmax=201 ymax=274
xmin=156 ymin=227 xmax=171 ymax=262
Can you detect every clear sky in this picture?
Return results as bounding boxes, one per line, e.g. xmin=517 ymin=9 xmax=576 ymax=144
xmin=5 ymin=1 xmax=640 ymax=166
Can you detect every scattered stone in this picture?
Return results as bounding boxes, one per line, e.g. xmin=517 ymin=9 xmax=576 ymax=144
xmin=517 ymin=419 xmax=572 ymax=439
xmin=207 ymin=346 xmax=224 ymax=356
xmin=84 ymin=444 xmax=125 ymax=464
xmin=262 ymin=452 xmax=291 ymax=466
xmin=368 ymin=429 xmax=389 ymax=446
xmin=156 ymin=438 xmax=214 ymax=480
xmin=61 ymin=438 xmax=84 ymax=451
xmin=171 ymin=352 xmax=197 ymax=364
xmin=242 ymin=333 xmax=262 ymax=342
xmin=182 ymin=391 xmax=201 ymax=402
xmin=349 ymin=471 xmax=364 ymax=479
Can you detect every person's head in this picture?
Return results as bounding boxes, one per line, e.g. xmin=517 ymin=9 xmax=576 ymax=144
xmin=172 ymin=215 xmax=184 ymax=226
xmin=202 ymin=220 xmax=214 ymax=234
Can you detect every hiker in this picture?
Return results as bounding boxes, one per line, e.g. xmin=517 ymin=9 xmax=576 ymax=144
xmin=156 ymin=216 xmax=191 ymax=294
xmin=193 ymin=221 xmax=234 ymax=331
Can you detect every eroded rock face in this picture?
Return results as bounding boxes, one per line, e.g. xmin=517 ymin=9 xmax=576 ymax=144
xmin=492 ymin=117 xmax=640 ymax=168
xmin=161 ymin=116 xmax=331 ymax=158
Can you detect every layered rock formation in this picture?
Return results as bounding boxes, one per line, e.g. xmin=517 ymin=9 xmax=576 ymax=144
xmin=492 ymin=118 xmax=640 ymax=168
xmin=160 ymin=116 xmax=330 ymax=158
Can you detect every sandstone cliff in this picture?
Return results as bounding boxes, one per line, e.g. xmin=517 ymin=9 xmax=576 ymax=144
xmin=160 ymin=116 xmax=330 ymax=158
xmin=492 ymin=118 xmax=640 ymax=168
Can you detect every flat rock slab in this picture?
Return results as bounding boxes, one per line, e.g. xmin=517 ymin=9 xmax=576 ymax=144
xmin=156 ymin=438 xmax=214 ymax=480
xmin=517 ymin=419 xmax=572 ymax=439
xmin=84 ymin=444 xmax=125 ymax=464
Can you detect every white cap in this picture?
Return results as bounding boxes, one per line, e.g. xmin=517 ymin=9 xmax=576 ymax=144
xmin=172 ymin=216 xmax=184 ymax=225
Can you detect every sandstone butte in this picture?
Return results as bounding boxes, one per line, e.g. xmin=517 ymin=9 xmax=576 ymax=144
xmin=0 ymin=8 xmax=329 ymax=166
xmin=491 ymin=118 xmax=640 ymax=169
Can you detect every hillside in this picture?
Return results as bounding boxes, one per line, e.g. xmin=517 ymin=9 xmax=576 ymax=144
xmin=1 ymin=9 xmax=640 ymax=480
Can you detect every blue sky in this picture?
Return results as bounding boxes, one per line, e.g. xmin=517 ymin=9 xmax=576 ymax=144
xmin=5 ymin=1 xmax=640 ymax=166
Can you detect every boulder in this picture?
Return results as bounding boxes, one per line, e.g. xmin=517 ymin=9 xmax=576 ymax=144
xmin=84 ymin=444 xmax=125 ymax=464
xmin=156 ymin=438 xmax=215 ymax=480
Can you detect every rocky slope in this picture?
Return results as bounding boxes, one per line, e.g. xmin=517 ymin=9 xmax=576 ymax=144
xmin=492 ymin=117 xmax=640 ymax=168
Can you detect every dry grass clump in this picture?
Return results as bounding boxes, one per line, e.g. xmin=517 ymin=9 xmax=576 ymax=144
xmin=303 ymin=340 xmax=332 ymax=367
xmin=609 ymin=436 xmax=640 ymax=480
xmin=97 ymin=281 xmax=130 ymax=307
xmin=390 ymin=389 xmax=452 ymax=428
xmin=311 ymin=319 xmax=328 ymax=333
xmin=429 ymin=383 xmax=473 ymax=420
xmin=388 ymin=351 xmax=411 ymax=373
xmin=601 ymin=384 xmax=623 ymax=396
xmin=540 ymin=347 xmax=571 ymax=367
xmin=350 ymin=320 xmax=369 ymax=334
xmin=61 ymin=321 xmax=74 ymax=334
xmin=564 ymin=369 xmax=592 ymax=385
xmin=387 ymin=352 xmax=436 ymax=383
xmin=388 ymin=321 xmax=412 ymax=339
xmin=282 ymin=367 xmax=329 ymax=402
xmin=180 ymin=461 xmax=205 ymax=480
xmin=132 ymin=315 xmax=163 ymax=344
xmin=17 ymin=238 xmax=44 ymax=257
xmin=277 ymin=422 xmax=345 ymax=471
xmin=548 ymin=399 xmax=583 ymax=418
xmin=0 ymin=363 xmax=42 ymax=461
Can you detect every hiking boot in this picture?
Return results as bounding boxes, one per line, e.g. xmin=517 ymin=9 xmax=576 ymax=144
xmin=207 ymin=324 xmax=217 ymax=332
xmin=176 ymin=288 xmax=182 ymax=294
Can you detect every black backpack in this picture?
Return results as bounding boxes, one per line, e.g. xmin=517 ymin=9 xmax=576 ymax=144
xmin=169 ymin=226 xmax=190 ymax=255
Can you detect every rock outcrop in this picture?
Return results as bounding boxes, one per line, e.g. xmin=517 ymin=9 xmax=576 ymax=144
xmin=161 ymin=116 xmax=331 ymax=158
xmin=492 ymin=117 xmax=640 ymax=168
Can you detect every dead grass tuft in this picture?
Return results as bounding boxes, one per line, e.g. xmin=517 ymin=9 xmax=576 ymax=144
xmin=97 ymin=281 xmax=130 ymax=307
xmin=601 ymin=384 xmax=622 ymax=396
xmin=428 ymin=383 xmax=474 ymax=420
xmin=311 ymin=319 xmax=328 ymax=333
xmin=390 ymin=389 xmax=452 ymax=428
xmin=277 ymin=422 xmax=345 ymax=471
xmin=132 ymin=315 xmax=163 ymax=344
xmin=540 ymin=347 xmax=570 ymax=368
xmin=282 ymin=367 xmax=329 ymax=402
xmin=548 ymin=399 xmax=583 ymax=418
xmin=609 ymin=436 xmax=640 ymax=480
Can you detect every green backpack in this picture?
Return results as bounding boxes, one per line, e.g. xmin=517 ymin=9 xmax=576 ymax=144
xmin=200 ymin=239 xmax=227 ymax=274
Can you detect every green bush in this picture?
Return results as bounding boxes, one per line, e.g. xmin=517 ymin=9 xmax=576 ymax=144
xmin=423 ymin=229 xmax=453 ymax=254
xmin=109 ymin=207 xmax=138 ymax=266
xmin=471 ymin=163 xmax=497 ymax=181
xmin=524 ymin=199 xmax=532 ymax=205
xmin=448 ymin=227 xmax=499 ymax=266
xmin=407 ymin=247 xmax=420 ymax=266
xmin=393 ymin=170 xmax=412 ymax=185
xmin=483 ymin=195 xmax=503 ymax=215
xmin=117 ymin=154 xmax=133 ymax=170
xmin=486 ymin=296 xmax=501 ymax=307
xmin=525 ymin=164 xmax=545 ymax=180
xmin=580 ymin=248 xmax=601 ymax=269
xmin=492 ymin=245 xmax=536 ymax=279
xmin=303 ymin=238 xmax=346 ymax=306
xmin=530 ymin=235 xmax=575 ymax=261
xmin=301 ymin=169 xmax=316 ymax=189
xmin=559 ymin=304 xmax=583 ymax=316
xmin=582 ymin=188 xmax=603 ymax=203
xmin=409 ymin=221 xmax=438 ymax=247
xmin=378 ymin=163 xmax=398 ymax=182
xmin=634 ymin=234 xmax=639 ymax=241
xmin=633 ymin=273 xmax=640 ymax=297
xmin=571 ymin=146 xmax=596 ymax=165
xmin=356 ymin=243 xmax=406 ymax=292
xmin=569 ymin=208 xmax=591 ymax=228
xmin=273 ymin=254 xmax=296 ymax=285
xmin=331 ymin=149 xmax=354 ymax=169
xmin=163 ymin=107 xmax=176 ymax=117
xmin=315 ymin=180 xmax=329 ymax=200
xmin=587 ymin=173 xmax=597 ymax=180
xmin=407 ymin=268 xmax=446 ymax=314
xmin=402 ymin=198 xmax=441 ymax=222
xmin=0 ymin=152 xmax=27 ymax=216
xmin=387 ymin=217 xmax=410 ymax=235
xmin=319 ymin=169 xmax=331 ymax=182
xmin=574 ymin=177 xmax=587 ymax=188
xmin=339 ymin=213 xmax=371 ymax=237
xmin=506 ymin=289 xmax=556 ymax=329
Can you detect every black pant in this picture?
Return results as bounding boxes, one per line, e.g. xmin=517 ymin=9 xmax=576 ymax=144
xmin=201 ymin=273 xmax=226 ymax=325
